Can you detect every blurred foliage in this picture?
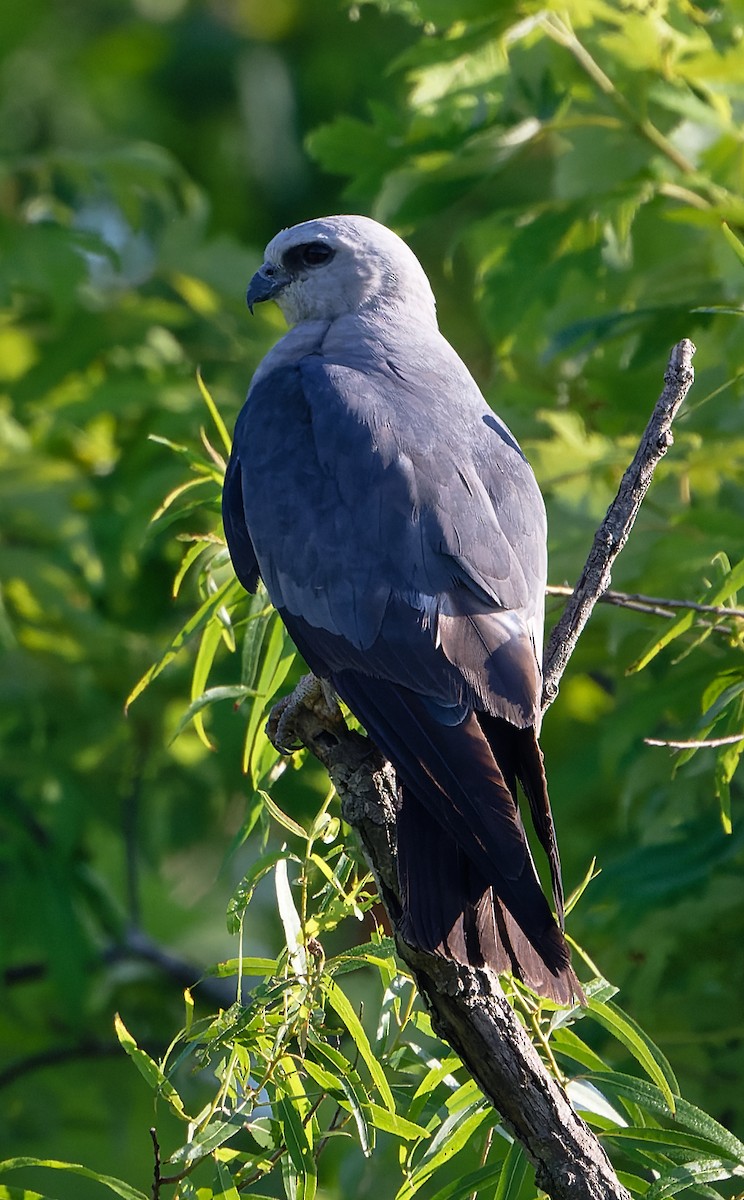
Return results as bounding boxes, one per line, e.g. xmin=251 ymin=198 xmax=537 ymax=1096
xmin=1 ymin=0 xmax=744 ymax=1197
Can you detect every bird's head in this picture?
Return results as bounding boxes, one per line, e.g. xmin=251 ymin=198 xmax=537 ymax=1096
xmin=246 ymin=215 xmax=438 ymax=328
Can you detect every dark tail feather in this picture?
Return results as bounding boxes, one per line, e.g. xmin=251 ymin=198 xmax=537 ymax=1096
xmin=478 ymin=714 xmax=565 ymax=927
xmin=397 ymin=784 xmax=582 ymax=1005
xmin=333 ymin=672 xmax=583 ymax=1004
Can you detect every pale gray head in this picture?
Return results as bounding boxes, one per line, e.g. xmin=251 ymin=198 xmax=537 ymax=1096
xmin=246 ymin=215 xmax=438 ymax=328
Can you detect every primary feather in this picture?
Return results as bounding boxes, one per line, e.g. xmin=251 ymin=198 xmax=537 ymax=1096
xmin=223 ymin=214 xmax=582 ymax=1004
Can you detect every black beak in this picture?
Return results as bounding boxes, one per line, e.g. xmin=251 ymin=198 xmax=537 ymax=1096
xmin=246 ymin=264 xmax=291 ymax=314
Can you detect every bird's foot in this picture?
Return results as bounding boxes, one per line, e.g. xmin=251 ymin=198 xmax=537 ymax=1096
xmin=267 ymin=674 xmax=344 ymax=754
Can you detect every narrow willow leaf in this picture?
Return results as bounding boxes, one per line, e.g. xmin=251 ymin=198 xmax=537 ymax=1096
xmin=607 ymin=1125 xmax=744 ymax=1162
xmin=169 ymin=685 xmax=253 ymax=745
xmin=206 ymin=956 xmax=278 ymax=977
xmin=428 ymin=1162 xmax=509 ymax=1200
xmin=395 ymin=1103 xmax=491 ymax=1199
xmin=722 ymin=222 xmax=744 ymax=267
xmin=322 ymin=978 xmax=396 ymax=1112
xmin=262 ymin=791 xmax=308 ymax=839
xmin=0 ymin=1188 xmax=47 ymax=1200
xmin=586 ymin=998 xmax=678 ymax=1110
xmin=114 ymin=1014 xmax=188 ymax=1118
xmin=644 ymin=1159 xmax=741 ymax=1199
xmin=226 ymin=850 xmax=294 ymax=934
xmin=327 ymin=937 xmax=398 ymax=975
xmin=151 ymin=473 xmax=214 ymax=523
xmin=172 ymin=538 xmax=213 ymax=598
xmin=494 ymin=1141 xmax=531 ymax=1200
xmin=302 ymin=1059 xmax=373 ymax=1157
xmin=629 ymin=556 xmax=744 ymax=673
xmin=0 ymin=1160 xmax=148 ymax=1200
xmin=275 ymin=858 xmax=307 ymax=978
xmin=307 ymin=1037 xmax=374 ymax=1155
xmin=552 ymin=1027 xmax=608 ymax=1073
xmin=366 ymin=1102 xmax=428 ymax=1141
xmin=125 ymin=575 xmax=244 ymax=710
xmin=197 ymin=368 xmax=233 ymax=456
xmin=566 ymin=1080 xmax=627 ymax=1126
xmin=588 ymin=1073 xmax=744 ymax=1166
xmin=276 ymin=1070 xmax=316 ymax=1200
xmin=190 ymin=617 xmax=231 ymax=748
xmin=168 ymin=1114 xmax=248 ymax=1166
xmin=214 ymin=1161 xmax=241 ymax=1199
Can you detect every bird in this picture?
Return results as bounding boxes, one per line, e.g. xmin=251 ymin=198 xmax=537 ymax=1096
xmin=222 ymin=214 xmax=583 ymax=1005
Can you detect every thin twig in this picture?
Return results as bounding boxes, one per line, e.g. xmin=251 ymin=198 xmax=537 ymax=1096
xmin=645 ymin=732 xmax=744 ymax=750
xmin=547 ymin=584 xmax=744 ymax=623
xmin=150 ymin=1128 xmax=161 ymax=1200
xmin=542 ymin=339 xmax=696 ymax=708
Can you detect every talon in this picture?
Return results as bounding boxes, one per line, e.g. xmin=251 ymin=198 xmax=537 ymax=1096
xmin=266 ymin=674 xmax=343 ymax=753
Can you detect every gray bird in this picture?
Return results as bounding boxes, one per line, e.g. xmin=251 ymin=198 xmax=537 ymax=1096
xmin=222 ymin=215 xmax=582 ymax=1004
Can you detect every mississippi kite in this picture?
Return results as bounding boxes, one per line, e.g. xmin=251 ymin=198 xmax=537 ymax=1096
xmin=223 ymin=215 xmax=581 ymax=1004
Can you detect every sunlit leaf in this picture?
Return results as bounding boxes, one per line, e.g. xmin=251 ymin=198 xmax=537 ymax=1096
xmin=0 ymin=1161 xmax=148 ymax=1200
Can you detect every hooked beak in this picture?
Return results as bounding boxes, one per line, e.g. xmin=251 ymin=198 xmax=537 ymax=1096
xmin=246 ymin=263 xmax=291 ymax=314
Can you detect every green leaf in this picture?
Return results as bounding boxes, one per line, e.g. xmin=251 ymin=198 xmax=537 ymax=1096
xmin=644 ymin=1159 xmax=742 ymax=1199
xmin=169 ymin=685 xmax=254 ymax=745
xmin=0 ymin=1188 xmax=47 ymax=1200
xmin=588 ymin=1074 xmax=744 ymax=1166
xmin=552 ymin=1027 xmax=608 ymax=1073
xmin=722 ymin=222 xmax=744 ymax=268
xmin=427 ymin=1162 xmax=510 ymax=1200
xmin=395 ymin=1101 xmax=492 ymax=1199
xmin=125 ymin=575 xmax=244 ymax=710
xmin=0 ymin=1161 xmax=148 ymax=1200
xmin=276 ymin=1061 xmax=317 ymax=1200
xmin=607 ymin=1124 xmax=744 ymax=1163
xmin=366 ymin=1102 xmax=428 ymax=1142
xmin=494 ymin=1141 xmax=531 ymax=1200
xmin=206 ymin=956 xmax=278 ymax=977
xmin=322 ymin=977 xmax=396 ymax=1112
xmin=197 ymin=368 xmax=232 ymax=456
xmin=114 ymin=1014 xmax=188 ymax=1118
xmin=307 ymin=1037 xmax=375 ymax=1155
xmin=628 ymin=556 xmax=744 ymax=674
xmin=585 ymin=998 xmax=678 ymax=1110
xmin=227 ymin=851 xmax=295 ymax=934
xmin=168 ymin=1114 xmax=248 ymax=1166
xmin=262 ymin=791 xmax=308 ymax=839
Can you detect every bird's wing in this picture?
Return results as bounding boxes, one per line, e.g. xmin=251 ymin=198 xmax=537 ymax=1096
xmin=222 ymin=452 xmax=260 ymax=593
xmin=226 ymin=352 xmax=545 ymax=719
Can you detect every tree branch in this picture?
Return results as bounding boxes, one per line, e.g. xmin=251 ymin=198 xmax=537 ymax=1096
xmin=542 ymin=338 xmax=696 ymax=708
xmin=546 ymin=584 xmax=744 ymax=624
xmin=271 ymin=341 xmax=696 ymax=1200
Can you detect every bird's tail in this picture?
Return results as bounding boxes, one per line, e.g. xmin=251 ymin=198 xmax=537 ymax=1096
xmin=332 ymin=672 xmax=583 ymax=1006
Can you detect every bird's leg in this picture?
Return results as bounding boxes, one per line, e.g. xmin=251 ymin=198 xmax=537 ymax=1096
xmin=267 ymin=673 xmax=344 ymax=754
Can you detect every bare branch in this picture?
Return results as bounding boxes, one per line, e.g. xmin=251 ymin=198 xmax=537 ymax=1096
xmin=542 ymin=339 xmax=696 ymax=709
xmin=646 ymin=732 xmax=744 ymax=750
xmin=547 ymin=583 xmax=744 ymax=624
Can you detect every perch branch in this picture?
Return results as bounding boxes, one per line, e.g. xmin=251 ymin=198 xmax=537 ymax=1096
xmin=270 ymin=341 xmax=696 ymax=1200
xmin=542 ymin=338 xmax=696 ymax=708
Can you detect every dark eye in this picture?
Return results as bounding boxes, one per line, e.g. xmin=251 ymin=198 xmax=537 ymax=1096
xmin=301 ymin=242 xmax=334 ymax=267
xmin=284 ymin=242 xmax=335 ymax=272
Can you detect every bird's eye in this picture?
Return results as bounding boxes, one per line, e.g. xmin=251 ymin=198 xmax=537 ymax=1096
xmin=301 ymin=242 xmax=333 ymax=267
xmin=283 ymin=242 xmax=335 ymax=272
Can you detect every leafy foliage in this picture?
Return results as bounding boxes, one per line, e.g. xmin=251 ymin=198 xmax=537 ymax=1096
xmin=1 ymin=0 xmax=744 ymax=1197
